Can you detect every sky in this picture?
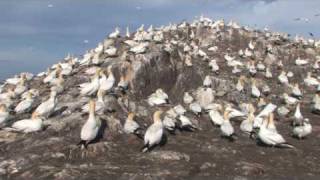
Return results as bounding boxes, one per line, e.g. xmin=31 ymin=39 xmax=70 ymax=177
xmin=0 ymin=0 xmax=319 ymax=80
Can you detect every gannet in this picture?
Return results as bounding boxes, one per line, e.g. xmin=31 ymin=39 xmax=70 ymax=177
xmin=208 ymin=46 xmax=218 ymax=52
xmin=258 ymin=97 xmax=267 ymax=109
xmin=130 ymin=42 xmax=148 ymax=54
xmin=124 ymin=112 xmax=143 ymax=138
xmin=248 ymin=61 xmax=257 ymax=76
xmin=0 ymin=87 xmax=15 ymax=100
xmin=240 ymin=104 xmax=255 ymax=134
xmin=208 ymin=105 xmax=224 ymax=126
xmin=225 ymin=104 xmax=246 ymax=119
xmin=142 ymin=110 xmax=164 ymax=152
xmin=99 ymin=66 xmax=115 ymax=92
xmin=177 ymin=114 xmax=197 ymax=131
xmin=94 ymin=43 xmax=104 ymax=54
xmin=6 ymin=75 xmax=21 ymax=85
xmin=236 ymin=76 xmax=245 ymax=92
xmin=43 ymin=68 xmax=58 ymax=84
xmin=105 ymin=46 xmax=117 ymax=57
xmin=148 ymin=89 xmax=169 ymax=106
xmin=126 ymin=27 xmax=130 ymax=38
xmin=82 ymin=89 xmax=106 ymax=115
xmin=292 ymin=118 xmax=312 ymax=139
xmin=238 ymin=49 xmax=244 ymax=57
xmin=14 ymin=74 xmax=27 ymax=96
xmin=265 ymin=66 xmax=272 ymax=78
xmin=295 ymin=57 xmax=308 ymax=66
xmin=9 ymin=112 xmax=43 ymax=133
xmin=173 ymin=104 xmax=187 ymax=115
xmin=22 ymin=89 xmax=39 ymax=99
xmin=196 ymin=87 xmax=214 ymax=108
xmin=283 ymin=93 xmax=298 ymax=105
xmin=312 ymin=94 xmax=320 ymax=114
xmin=257 ymin=61 xmax=265 ymax=71
xmin=287 ymin=71 xmax=294 ymax=78
xmin=251 ymin=79 xmax=261 ymax=98
xmin=14 ymin=92 xmax=34 ymax=114
xmin=78 ymin=99 xmax=101 ymax=149
xmin=293 ymin=103 xmax=303 ymax=126
xmin=304 ymin=72 xmax=319 ymax=86
xmin=51 ymin=73 xmax=64 ymax=94
xmin=224 ymin=54 xmax=235 ymax=62
xmin=163 ymin=110 xmax=177 ymax=133
xmin=209 ymin=59 xmax=219 ymax=73
xmin=189 ymin=102 xmax=202 ymax=116
xmin=183 ymin=92 xmax=194 ymax=104
xmin=253 ymin=103 xmax=277 ymax=129
xmin=278 ymin=71 xmax=289 ymax=85
xmin=248 ymin=40 xmax=255 ymax=50
xmin=109 ymin=27 xmax=120 ymax=38
xmin=291 ymin=83 xmax=302 ymax=99
xmin=0 ymin=104 xmax=9 ymax=127
xmin=262 ymin=84 xmax=270 ymax=96
xmin=244 ymin=48 xmax=252 ymax=57
xmin=220 ymin=109 xmax=235 ymax=140
xmin=80 ymin=69 xmax=100 ymax=96
xmin=258 ymin=113 xmax=294 ymax=148
xmin=35 ymin=90 xmax=57 ymax=118
xmin=184 ymin=54 xmax=193 ymax=66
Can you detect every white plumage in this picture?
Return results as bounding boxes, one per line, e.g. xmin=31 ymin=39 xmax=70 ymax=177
xmin=35 ymin=91 xmax=57 ymax=118
xmin=14 ymin=93 xmax=34 ymax=114
xmin=143 ymin=111 xmax=164 ymax=152
xmin=10 ymin=112 xmax=43 ymax=133
xmin=124 ymin=113 xmax=140 ymax=134
xmin=80 ymin=100 xmax=101 ymax=148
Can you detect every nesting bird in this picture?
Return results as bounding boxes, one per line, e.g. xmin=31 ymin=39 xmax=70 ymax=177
xmin=148 ymin=89 xmax=169 ymax=106
xmin=14 ymin=92 xmax=34 ymax=114
xmin=9 ymin=112 xmax=43 ymax=133
xmin=292 ymin=118 xmax=312 ymax=139
xmin=34 ymin=90 xmax=57 ymax=118
xmin=124 ymin=112 xmax=143 ymax=138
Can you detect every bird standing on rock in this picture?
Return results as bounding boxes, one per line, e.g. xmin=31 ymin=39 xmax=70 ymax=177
xmin=142 ymin=110 xmax=164 ymax=152
xmin=220 ymin=108 xmax=235 ymax=141
xmin=79 ymin=99 xmax=101 ymax=149
xmin=258 ymin=113 xmax=294 ymax=148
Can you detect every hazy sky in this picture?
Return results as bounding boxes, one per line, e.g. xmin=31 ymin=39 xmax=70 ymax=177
xmin=0 ymin=0 xmax=319 ymax=80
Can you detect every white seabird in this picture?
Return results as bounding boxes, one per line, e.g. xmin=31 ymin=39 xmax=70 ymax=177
xmin=292 ymin=118 xmax=312 ymax=139
xmin=34 ymin=90 xmax=57 ymax=118
xmin=9 ymin=112 xmax=43 ymax=133
xmin=142 ymin=110 xmax=164 ymax=152
xmin=78 ymin=99 xmax=101 ymax=149
xmin=258 ymin=113 xmax=294 ymax=148
xmin=14 ymin=92 xmax=34 ymax=114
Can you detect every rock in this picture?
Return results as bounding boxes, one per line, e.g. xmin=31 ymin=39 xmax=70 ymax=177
xmin=148 ymin=151 xmax=190 ymax=162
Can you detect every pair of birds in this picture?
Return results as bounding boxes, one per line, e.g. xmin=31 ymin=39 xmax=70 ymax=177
xmin=78 ymin=98 xmax=163 ymax=153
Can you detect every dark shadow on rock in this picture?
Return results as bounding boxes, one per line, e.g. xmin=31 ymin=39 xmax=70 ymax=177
xmin=51 ymin=106 xmax=68 ymax=117
xmin=91 ymin=118 xmax=108 ymax=144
